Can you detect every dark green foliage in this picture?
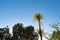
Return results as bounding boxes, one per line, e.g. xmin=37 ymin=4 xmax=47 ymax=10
xmin=49 ymin=31 xmax=60 ymax=40
xmin=13 ymin=23 xmax=23 ymax=40
xmin=0 ymin=33 xmax=3 ymax=40
xmin=0 ymin=23 xmax=38 ymax=40
xmin=25 ymin=25 xmax=34 ymax=39
xmin=12 ymin=23 xmax=38 ymax=40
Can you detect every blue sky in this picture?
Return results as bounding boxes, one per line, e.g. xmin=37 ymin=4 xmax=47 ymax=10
xmin=0 ymin=0 xmax=60 ymax=34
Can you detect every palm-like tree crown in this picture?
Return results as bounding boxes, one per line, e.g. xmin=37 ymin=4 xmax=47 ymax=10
xmin=34 ymin=13 xmax=42 ymax=21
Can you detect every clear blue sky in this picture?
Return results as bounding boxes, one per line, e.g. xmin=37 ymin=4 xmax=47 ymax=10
xmin=0 ymin=0 xmax=60 ymax=34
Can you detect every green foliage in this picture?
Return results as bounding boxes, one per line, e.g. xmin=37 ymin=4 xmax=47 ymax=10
xmin=25 ymin=26 xmax=34 ymax=39
xmin=49 ymin=31 xmax=60 ymax=40
xmin=13 ymin=23 xmax=23 ymax=40
xmin=12 ymin=23 xmax=38 ymax=40
xmin=49 ymin=23 xmax=60 ymax=31
xmin=0 ymin=33 xmax=3 ymax=40
xmin=49 ymin=23 xmax=60 ymax=40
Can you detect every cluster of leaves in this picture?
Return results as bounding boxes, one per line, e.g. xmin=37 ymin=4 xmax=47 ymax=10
xmin=48 ymin=23 xmax=60 ymax=40
xmin=0 ymin=26 xmax=11 ymax=40
xmin=12 ymin=23 xmax=38 ymax=40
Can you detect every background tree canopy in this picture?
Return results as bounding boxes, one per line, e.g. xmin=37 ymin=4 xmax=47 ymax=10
xmin=48 ymin=23 xmax=60 ymax=40
xmin=12 ymin=23 xmax=38 ymax=40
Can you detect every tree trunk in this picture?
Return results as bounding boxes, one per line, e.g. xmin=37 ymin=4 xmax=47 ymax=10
xmin=38 ymin=20 xmax=42 ymax=40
